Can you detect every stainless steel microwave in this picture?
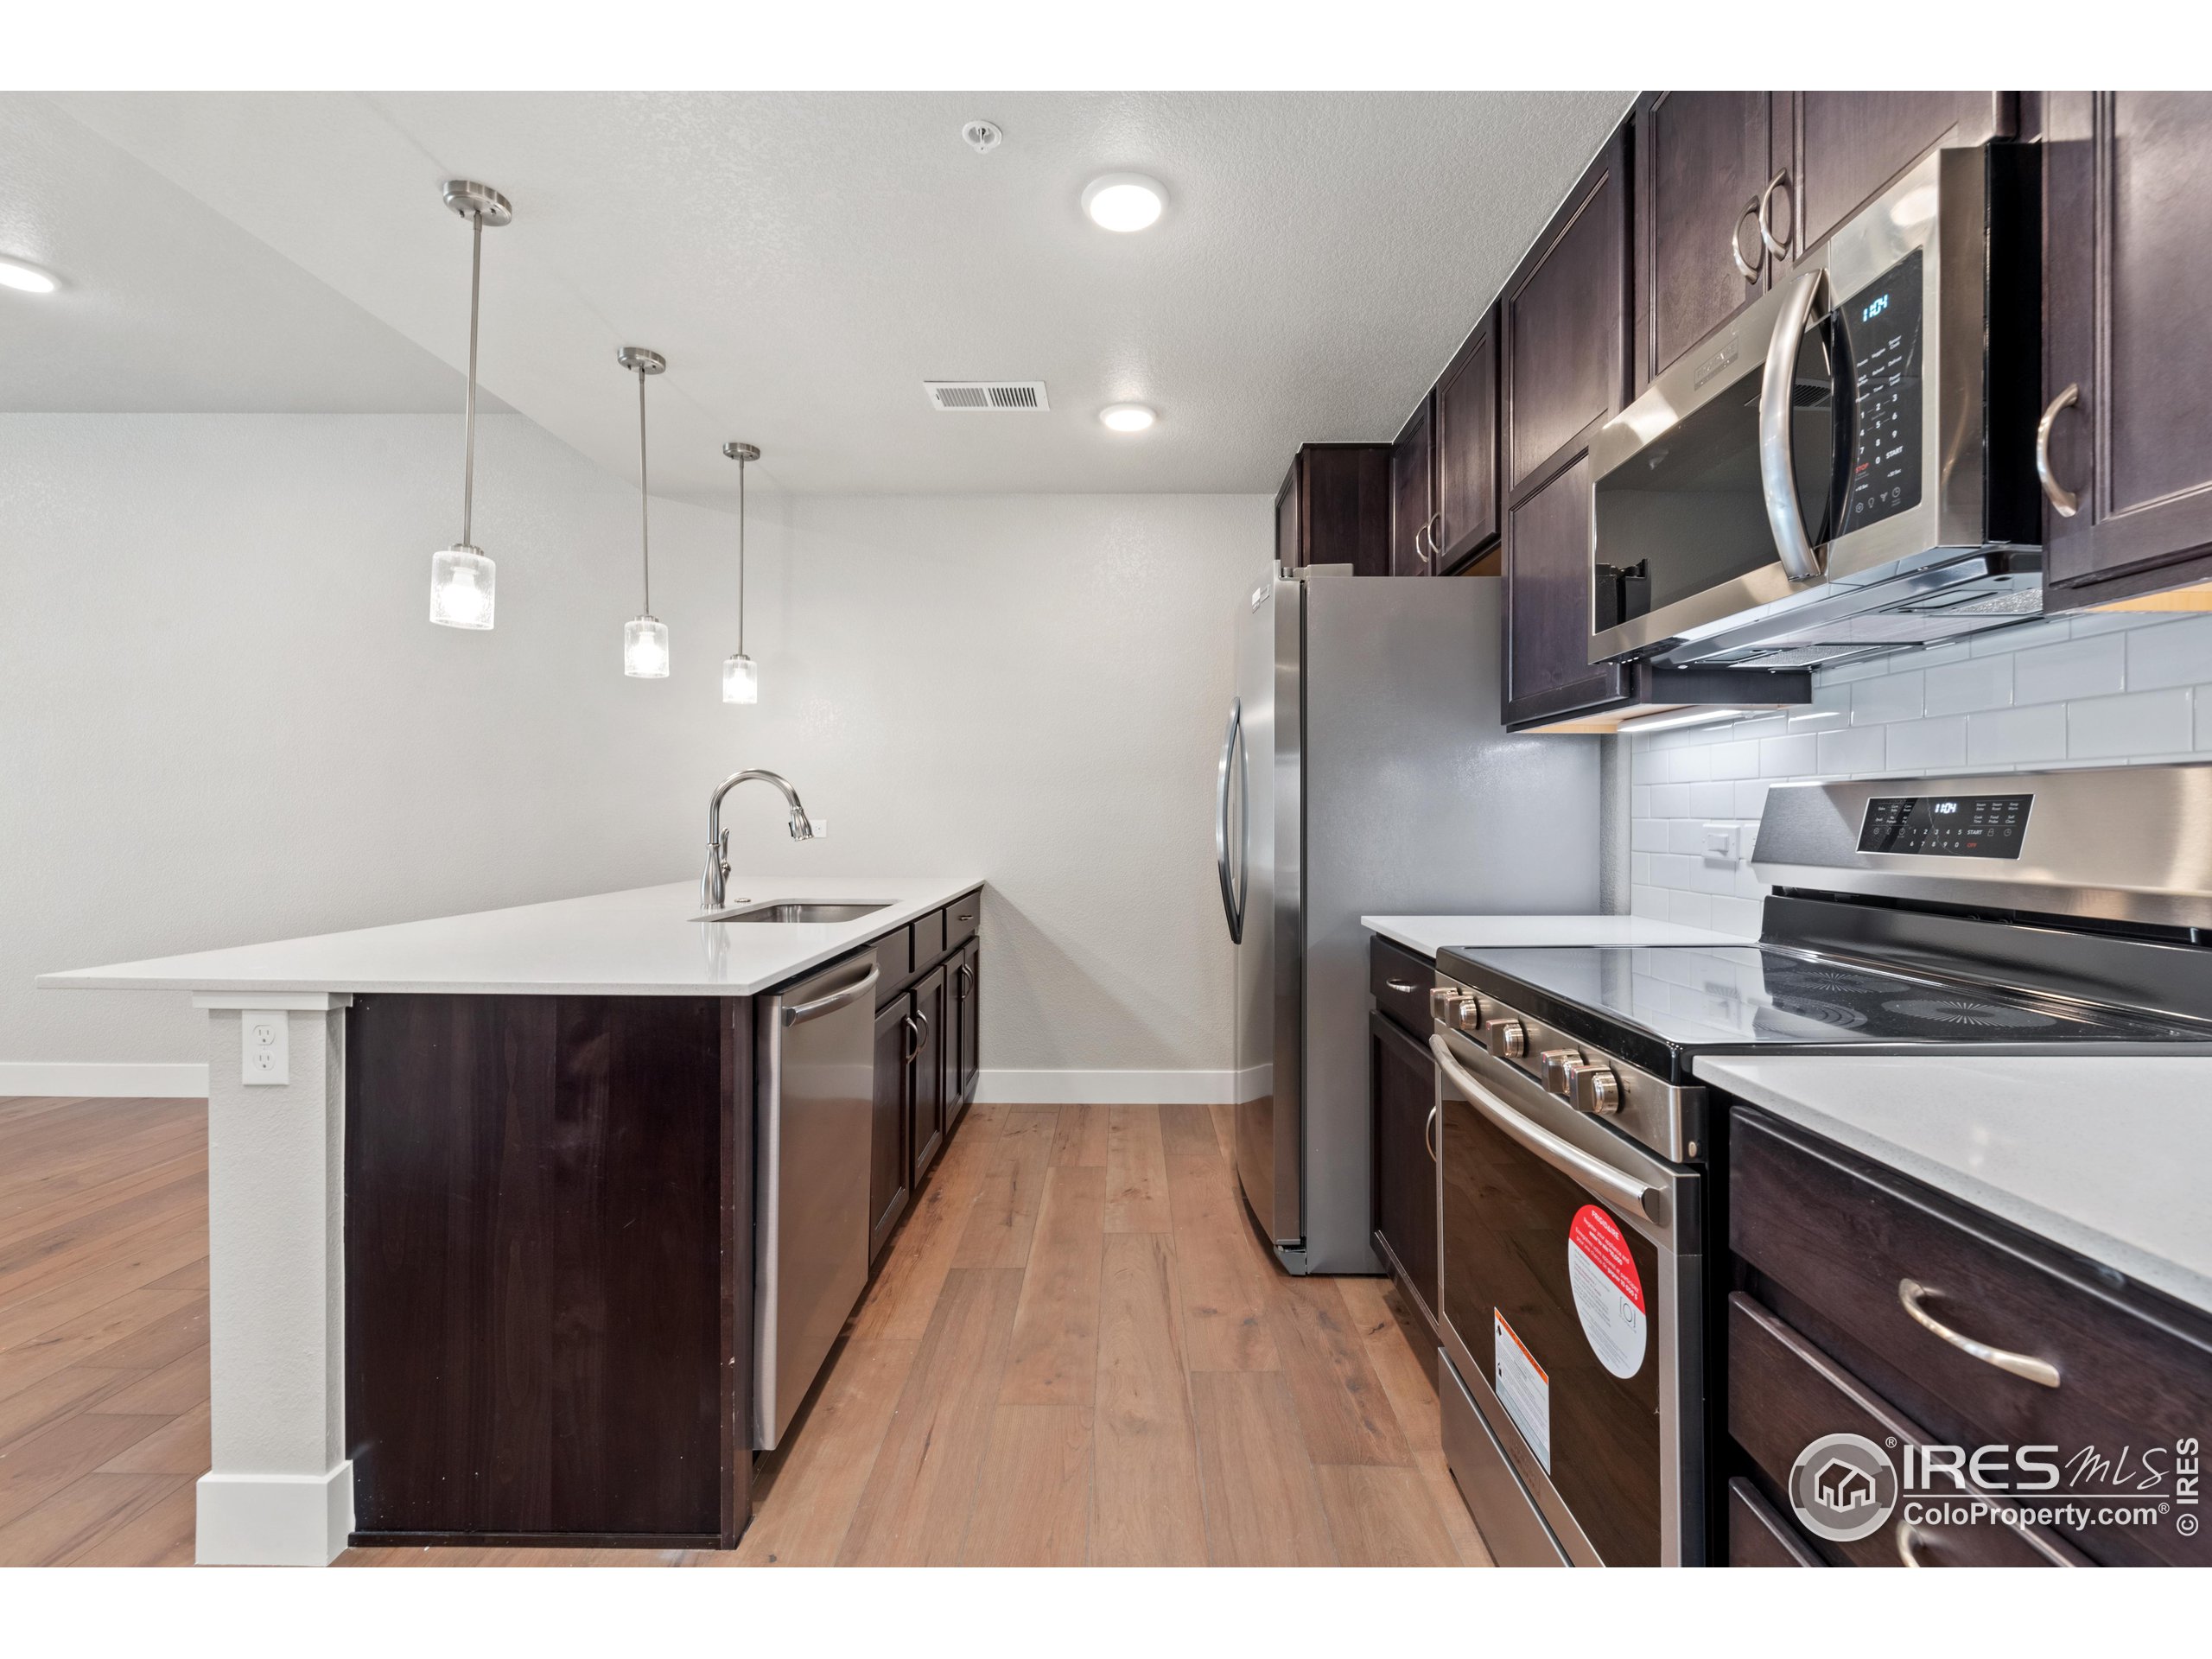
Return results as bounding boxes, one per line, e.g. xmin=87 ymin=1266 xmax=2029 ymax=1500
xmin=1589 ymin=144 xmax=2043 ymax=670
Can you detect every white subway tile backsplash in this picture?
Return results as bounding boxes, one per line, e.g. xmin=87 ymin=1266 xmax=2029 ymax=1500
xmin=1973 ymin=616 xmax=2072 ymax=657
xmin=1759 ymin=734 xmax=1818 ymax=776
xmin=1710 ymin=739 xmax=1763 ymax=779
xmin=1651 ymin=783 xmax=1695 ymax=817
xmin=1633 ymin=886 xmax=1667 ymax=918
xmin=1967 ymin=703 xmax=2066 ymax=766
xmin=1851 ymin=671 xmax=1924 ymax=726
xmin=1691 ymin=782 xmax=1738 ymax=817
xmin=1665 ymin=891 xmax=1713 ymax=928
xmin=1815 ymin=724 xmax=1886 ymax=774
xmin=1733 ymin=780 xmax=1770 ymax=819
xmin=1708 ymin=896 xmax=1764 ymax=938
xmin=2069 ymin=688 xmax=2192 ymax=759
xmin=1884 ymin=715 xmax=1968 ymax=772
xmin=2126 ymin=615 xmax=2212 ymax=692
xmin=1633 ymin=818 xmax=1666 ymax=852
xmin=1923 ymin=655 xmax=2013 ymax=716
xmin=2012 ymin=632 xmax=2127 ymax=705
xmin=1667 ymin=819 xmax=1707 ymax=855
xmin=1633 ymin=785 xmax=1653 ymax=817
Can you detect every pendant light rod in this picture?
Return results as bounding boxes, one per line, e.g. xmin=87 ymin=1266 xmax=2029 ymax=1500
xmin=429 ymin=181 xmax=509 ymax=633
xmin=723 ymin=441 xmax=760 ymax=653
xmin=461 ymin=210 xmax=482 ymax=545
xmin=618 ymin=346 xmax=667 ymax=613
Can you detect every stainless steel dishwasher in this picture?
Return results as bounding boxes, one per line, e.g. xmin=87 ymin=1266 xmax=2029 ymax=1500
xmin=754 ymin=946 xmax=880 ymax=1450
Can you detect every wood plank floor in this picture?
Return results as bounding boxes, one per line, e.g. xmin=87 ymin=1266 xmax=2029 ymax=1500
xmin=0 ymin=1093 xmax=1486 ymax=1567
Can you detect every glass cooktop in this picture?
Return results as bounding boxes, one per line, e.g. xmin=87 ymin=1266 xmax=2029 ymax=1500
xmin=1439 ymin=944 xmax=2212 ymax=1055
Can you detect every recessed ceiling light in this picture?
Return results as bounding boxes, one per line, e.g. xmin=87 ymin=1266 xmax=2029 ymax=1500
xmin=1100 ymin=403 xmax=1157 ymax=433
xmin=0 ymin=257 xmax=59 ymax=295
xmin=1082 ymin=175 xmax=1166 ymax=233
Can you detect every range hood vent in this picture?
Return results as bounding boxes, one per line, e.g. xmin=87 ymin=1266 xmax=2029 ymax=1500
xmin=925 ymin=380 xmax=1050 ymax=412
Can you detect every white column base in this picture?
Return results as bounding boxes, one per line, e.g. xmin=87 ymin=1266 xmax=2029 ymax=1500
xmin=195 ymin=1462 xmax=354 ymax=1565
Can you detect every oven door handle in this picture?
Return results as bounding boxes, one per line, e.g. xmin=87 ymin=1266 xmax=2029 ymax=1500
xmin=1430 ymin=1035 xmax=1656 ymax=1224
xmin=1757 ymin=268 xmax=1830 ymax=586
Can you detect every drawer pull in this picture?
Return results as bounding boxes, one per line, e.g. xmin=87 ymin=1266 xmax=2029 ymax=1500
xmin=1424 ymin=1103 xmax=1440 ymax=1164
xmin=1896 ymin=1520 xmax=1930 ymax=1568
xmin=1897 ymin=1279 xmax=2061 ymax=1389
xmin=1385 ymin=977 xmax=1420 ymax=994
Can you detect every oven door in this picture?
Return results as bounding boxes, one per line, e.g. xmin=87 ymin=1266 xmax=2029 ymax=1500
xmin=1432 ymin=1027 xmax=1702 ymax=1566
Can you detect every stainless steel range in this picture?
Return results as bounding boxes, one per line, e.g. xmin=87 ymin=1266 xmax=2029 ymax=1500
xmin=1427 ymin=763 xmax=2212 ymax=1567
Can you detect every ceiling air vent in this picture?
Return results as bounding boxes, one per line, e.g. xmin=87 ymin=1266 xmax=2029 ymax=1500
xmin=925 ymin=380 xmax=1051 ymax=412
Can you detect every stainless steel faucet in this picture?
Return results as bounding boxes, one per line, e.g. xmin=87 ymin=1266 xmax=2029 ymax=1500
xmin=702 ymin=769 xmax=816 ymax=911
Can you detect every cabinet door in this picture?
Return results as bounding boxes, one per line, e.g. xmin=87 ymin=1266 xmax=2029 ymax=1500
xmin=909 ymin=965 xmax=946 ymax=1186
xmin=1370 ymin=1013 xmax=1439 ymax=1320
xmin=1389 ymin=397 xmax=1436 ymax=576
xmin=1433 ymin=314 xmax=1498 ymax=566
xmin=1634 ymin=91 xmax=1773 ymax=386
xmin=869 ymin=996 xmax=912 ymax=1264
xmin=1774 ymin=92 xmax=2009 ymax=269
xmin=2043 ymin=92 xmax=2212 ymax=599
xmin=1298 ymin=443 xmax=1395 ymax=575
xmin=1274 ymin=457 xmax=1301 ymax=569
xmin=1505 ymin=450 xmax=1624 ymax=727
xmin=957 ymin=941 xmax=981 ymax=1106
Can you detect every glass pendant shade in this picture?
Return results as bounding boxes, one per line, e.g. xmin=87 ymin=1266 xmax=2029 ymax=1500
xmin=721 ymin=652 xmax=759 ymax=704
xmin=624 ymin=614 xmax=671 ymax=678
xmin=429 ymin=544 xmax=495 ymax=629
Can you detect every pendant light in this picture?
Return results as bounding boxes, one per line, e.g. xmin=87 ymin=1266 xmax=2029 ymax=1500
xmin=429 ymin=180 xmax=511 ymax=629
xmin=721 ymin=442 xmax=760 ymax=703
xmin=617 ymin=346 xmax=670 ymax=677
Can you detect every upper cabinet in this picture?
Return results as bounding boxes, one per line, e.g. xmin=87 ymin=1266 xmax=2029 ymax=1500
xmin=1276 ymin=442 xmax=1393 ymax=575
xmin=1500 ymin=124 xmax=1633 ymax=727
xmin=1389 ymin=396 xmax=1435 ymax=576
xmin=2041 ymin=92 xmax=2212 ymax=609
xmin=1432 ymin=309 xmax=1500 ymax=569
xmin=1764 ymin=92 xmax=2013 ymax=273
xmin=1632 ymin=91 xmax=1776 ymax=388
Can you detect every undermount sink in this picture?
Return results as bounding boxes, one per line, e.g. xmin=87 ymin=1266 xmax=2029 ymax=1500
xmin=696 ymin=900 xmax=893 ymax=925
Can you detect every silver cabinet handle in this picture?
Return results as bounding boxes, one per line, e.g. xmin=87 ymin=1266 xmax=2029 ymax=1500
xmin=1897 ymin=1279 xmax=2061 ymax=1389
xmin=1758 ymin=268 xmax=1828 ymax=585
xmin=1732 ymin=200 xmax=1764 ymax=282
xmin=1757 ymin=168 xmax=1793 ymax=262
xmin=1385 ymin=977 xmax=1420 ymax=994
xmin=1425 ymin=512 xmax=1445 ymax=568
xmin=1409 ymin=520 xmax=1432 ymax=570
xmin=1430 ymin=1035 xmax=1654 ymax=1222
xmin=2037 ymin=384 xmax=2082 ymax=518
xmin=902 ymin=1012 xmax=922 ymax=1063
xmin=1896 ymin=1520 xmax=1930 ymax=1567
xmin=782 ymin=963 xmax=880 ymax=1027
xmin=1424 ymin=1103 xmax=1440 ymax=1164
xmin=1214 ymin=698 xmax=1247 ymax=944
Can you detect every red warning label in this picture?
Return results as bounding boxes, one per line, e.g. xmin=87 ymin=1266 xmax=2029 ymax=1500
xmin=1567 ymin=1204 xmax=1647 ymax=1379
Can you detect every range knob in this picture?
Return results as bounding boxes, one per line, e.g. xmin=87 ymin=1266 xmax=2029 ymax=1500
xmin=1450 ymin=994 xmax=1484 ymax=1032
xmin=1561 ymin=1059 xmax=1623 ymax=1116
xmin=1481 ymin=1016 xmax=1527 ymax=1058
xmin=1537 ymin=1047 xmax=1584 ymax=1096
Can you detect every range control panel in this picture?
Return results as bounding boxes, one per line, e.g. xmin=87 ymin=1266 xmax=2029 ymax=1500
xmin=1858 ymin=792 xmax=2032 ymax=859
xmin=1834 ymin=248 xmax=1925 ymax=537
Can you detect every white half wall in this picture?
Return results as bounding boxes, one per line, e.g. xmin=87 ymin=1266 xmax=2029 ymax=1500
xmin=1 ymin=414 xmax=1269 ymax=1089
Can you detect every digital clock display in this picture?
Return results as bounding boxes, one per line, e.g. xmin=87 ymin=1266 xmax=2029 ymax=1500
xmin=1858 ymin=794 xmax=2032 ymax=859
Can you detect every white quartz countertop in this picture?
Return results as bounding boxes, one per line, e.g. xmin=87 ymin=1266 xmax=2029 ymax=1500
xmin=1694 ymin=1054 xmax=2212 ymax=1319
xmin=38 ymin=876 xmax=985 ymax=999
xmin=1362 ymin=913 xmax=1758 ymax=958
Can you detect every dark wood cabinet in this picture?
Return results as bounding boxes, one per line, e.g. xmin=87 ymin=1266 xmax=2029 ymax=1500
xmin=1432 ymin=311 xmax=1500 ymax=568
xmin=1632 ymin=91 xmax=1775 ymax=388
xmin=868 ymin=995 xmax=912 ymax=1265
xmin=950 ymin=938 xmax=981 ymax=1122
xmin=1389 ymin=396 xmax=1435 ymax=576
xmin=1768 ymin=92 xmax=2012 ymax=273
xmin=2042 ymin=92 xmax=2212 ymax=608
xmin=1369 ymin=1011 xmax=1439 ymax=1322
xmin=1275 ymin=442 xmax=1393 ymax=575
xmin=907 ymin=963 xmax=947 ymax=1186
xmin=1503 ymin=451 xmax=1620 ymax=728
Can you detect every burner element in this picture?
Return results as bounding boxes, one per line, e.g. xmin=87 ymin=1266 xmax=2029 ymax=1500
xmin=1882 ymin=996 xmax=2058 ymax=1030
xmin=1764 ymin=995 xmax=1869 ymax=1030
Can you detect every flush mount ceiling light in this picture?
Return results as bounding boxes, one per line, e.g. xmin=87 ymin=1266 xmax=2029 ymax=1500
xmin=0 ymin=257 xmax=59 ymax=295
xmin=1099 ymin=403 xmax=1157 ymax=434
xmin=721 ymin=442 xmax=760 ymax=704
xmin=427 ymin=181 xmax=512 ymax=630
xmin=1082 ymin=174 xmax=1166 ymax=233
xmin=618 ymin=346 xmax=671 ymax=678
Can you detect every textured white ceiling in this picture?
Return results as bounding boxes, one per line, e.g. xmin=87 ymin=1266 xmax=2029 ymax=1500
xmin=41 ymin=90 xmax=1630 ymax=496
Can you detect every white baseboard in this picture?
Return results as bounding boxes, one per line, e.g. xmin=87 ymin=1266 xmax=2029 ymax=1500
xmin=196 ymin=1461 xmax=353 ymax=1566
xmin=0 ymin=1061 xmax=208 ymax=1099
xmin=976 ymin=1068 xmax=1251 ymax=1105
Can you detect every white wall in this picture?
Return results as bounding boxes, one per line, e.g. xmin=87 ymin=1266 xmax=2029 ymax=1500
xmin=1628 ymin=609 xmax=2212 ymax=931
xmin=0 ymin=414 xmax=1268 ymax=1095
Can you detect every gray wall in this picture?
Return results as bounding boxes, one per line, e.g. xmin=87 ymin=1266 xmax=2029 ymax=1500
xmin=1 ymin=414 xmax=1269 ymax=1092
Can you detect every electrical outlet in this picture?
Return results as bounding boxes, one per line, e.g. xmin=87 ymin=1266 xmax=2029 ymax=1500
xmin=241 ymin=1010 xmax=289 ymax=1086
xmin=1703 ymin=823 xmax=1738 ymax=862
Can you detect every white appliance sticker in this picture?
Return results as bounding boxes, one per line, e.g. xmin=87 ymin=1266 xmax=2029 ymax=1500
xmin=1492 ymin=1309 xmax=1551 ymax=1473
xmin=1567 ymin=1204 xmax=1649 ymax=1380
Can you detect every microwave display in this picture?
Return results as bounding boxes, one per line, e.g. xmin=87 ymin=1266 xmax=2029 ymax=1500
xmin=1857 ymin=791 xmax=2031 ymax=858
xmin=1834 ymin=250 xmax=1924 ymax=537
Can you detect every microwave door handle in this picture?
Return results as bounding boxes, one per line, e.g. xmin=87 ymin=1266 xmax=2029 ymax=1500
xmin=1215 ymin=698 xmax=1245 ymax=944
xmin=1430 ymin=1035 xmax=1656 ymax=1223
xmin=1758 ymin=269 xmax=1828 ymax=584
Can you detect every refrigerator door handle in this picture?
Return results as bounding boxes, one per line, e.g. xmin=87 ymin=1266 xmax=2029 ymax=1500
xmin=1216 ymin=697 xmax=1248 ymax=944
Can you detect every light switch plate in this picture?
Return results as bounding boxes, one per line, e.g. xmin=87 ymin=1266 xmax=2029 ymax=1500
xmin=241 ymin=1010 xmax=289 ymax=1086
xmin=1703 ymin=823 xmax=1738 ymax=861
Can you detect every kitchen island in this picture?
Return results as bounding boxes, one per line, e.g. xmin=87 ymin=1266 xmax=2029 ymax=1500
xmin=39 ymin=875 xmax=985 ymax=1565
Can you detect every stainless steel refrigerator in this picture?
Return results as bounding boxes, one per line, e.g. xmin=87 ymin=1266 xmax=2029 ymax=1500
xmin=1216 ymin=567 xmax=1600 ymax=1274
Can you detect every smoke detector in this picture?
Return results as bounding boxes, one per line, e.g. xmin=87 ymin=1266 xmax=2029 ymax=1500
xmin=963 ymin=120 xmax=1002 ymax=154
xmin=925 ymin=380 xmax=1050 ymax=412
